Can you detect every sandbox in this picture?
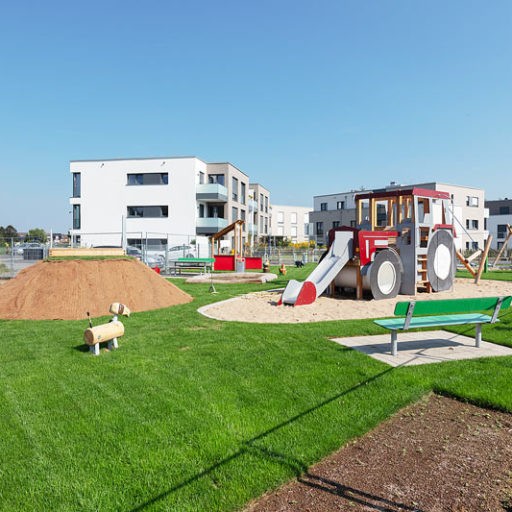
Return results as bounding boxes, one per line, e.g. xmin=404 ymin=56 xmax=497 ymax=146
xmin=185 ymin=272 xmax=278 ymax=284
xmin=199 ymin=278 xmax=512 ymax=323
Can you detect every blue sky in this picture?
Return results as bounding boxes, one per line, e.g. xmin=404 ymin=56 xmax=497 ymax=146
xmin=0 ymin=0 xmax=511 ymax=232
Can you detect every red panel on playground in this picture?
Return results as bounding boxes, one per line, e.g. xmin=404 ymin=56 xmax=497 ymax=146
xmin=214 ymin=255 xmax=262 ymax=271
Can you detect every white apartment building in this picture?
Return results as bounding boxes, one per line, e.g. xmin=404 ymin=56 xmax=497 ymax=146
xmin=70 ymin=156 xmax=251 ymax=252
xmin=310 ymin=181 xmax=488 ymax=251
xmin=270 ymin=204 xmax=313 ymax=243
xmin=486 ymin=199 xmax=512 ymax=251
xmin=248 ymin=183 xmax=271 ymax=244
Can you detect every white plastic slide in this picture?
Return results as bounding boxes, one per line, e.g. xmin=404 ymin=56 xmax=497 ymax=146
xmin=281 ymin=230 xmax=354 ymax=306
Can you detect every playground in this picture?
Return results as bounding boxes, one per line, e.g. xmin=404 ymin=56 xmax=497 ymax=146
xmin=0 ymin=232 xmax=512 ymax=509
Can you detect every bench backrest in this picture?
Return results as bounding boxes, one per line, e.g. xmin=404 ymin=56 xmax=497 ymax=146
xmin=394 ymin=296 xmax=512 ymax=317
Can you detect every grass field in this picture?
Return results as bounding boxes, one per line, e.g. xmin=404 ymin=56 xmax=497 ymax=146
xmin=1 ymin=264 xmax=512 ymax=511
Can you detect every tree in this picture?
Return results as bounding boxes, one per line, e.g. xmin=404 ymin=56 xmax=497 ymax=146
xmin=26 ymin=228 xmax=47 ymax=242
xmin=0 ymin=225 xmax=18 ymax=239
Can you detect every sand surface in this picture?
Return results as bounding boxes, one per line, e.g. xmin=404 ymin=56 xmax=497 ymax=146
xmin=200 ymin=278 xmax=512 ymax=323
xmin=0 ymin=259 xmax=192 ymax=320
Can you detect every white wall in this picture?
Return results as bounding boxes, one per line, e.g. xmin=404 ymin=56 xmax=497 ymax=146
xmin=270 ymin=204 xmax=313 ymax=243
xmin=70 ymin=157 xmax=204 ymax=247
xmin=487 ymin=215 xmax=512 ymax=250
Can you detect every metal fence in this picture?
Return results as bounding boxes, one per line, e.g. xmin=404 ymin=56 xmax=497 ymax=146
xmin=0 ymin=237 xmax=49 ymax=278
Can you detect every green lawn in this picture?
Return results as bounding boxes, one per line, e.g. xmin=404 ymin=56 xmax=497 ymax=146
xmin=1 ymin=264 xmax=512 ymax=511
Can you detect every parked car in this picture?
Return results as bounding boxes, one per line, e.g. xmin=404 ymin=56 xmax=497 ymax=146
xmin=14 ymin=242 xmax=44 ymax=255
xmin=167 ymin=245 xmax=196 ymax=259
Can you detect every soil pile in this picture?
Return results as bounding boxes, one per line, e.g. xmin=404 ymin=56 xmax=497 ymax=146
xmin=0 ymin=259 xmax=192 ymax=320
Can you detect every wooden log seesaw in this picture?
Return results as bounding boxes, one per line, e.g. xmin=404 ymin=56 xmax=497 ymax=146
xmin=83 ymin=303 xmax=131 ymax=355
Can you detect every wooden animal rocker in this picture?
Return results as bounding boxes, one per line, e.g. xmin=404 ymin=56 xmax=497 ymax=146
xmin=84 ymin=303 xmax=131 ymax=355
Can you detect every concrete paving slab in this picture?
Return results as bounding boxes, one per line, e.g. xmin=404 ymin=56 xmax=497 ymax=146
xmin=330 ymin=330 xmax=512 ymax=367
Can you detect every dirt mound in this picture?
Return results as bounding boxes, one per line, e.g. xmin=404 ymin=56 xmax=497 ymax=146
xmin=0 ymin=259 xmax=192 ymax=320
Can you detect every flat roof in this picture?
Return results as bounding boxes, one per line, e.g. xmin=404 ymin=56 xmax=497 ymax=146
xmin=70 ymin=156 xmax=200 ymax=163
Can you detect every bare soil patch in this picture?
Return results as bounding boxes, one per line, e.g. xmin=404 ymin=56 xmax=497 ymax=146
xmin=0 ymin=259 xmax=192 ymax=320
xmin=202 ymin=278 xmax=512 ymax=323
xmin=245 ymin=394 xmax=512 ymax=512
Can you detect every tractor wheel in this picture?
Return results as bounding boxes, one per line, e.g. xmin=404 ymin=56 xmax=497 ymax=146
xmin=369 ymin=248 xmax=403 ymax=300
xmin=427 ymin=230 xmax=455 ymax=291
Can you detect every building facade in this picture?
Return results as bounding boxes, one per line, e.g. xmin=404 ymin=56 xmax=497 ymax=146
xmin=310 ymin=191 xmax=361 ymax=245
xmin=270 ymin=204 xmax=313 ymax=243
xmin=70 ymin=156 xmax=276 ymax=255
xmin=485 ymin=199 xmax=512 ymax=251
xmin=248 ymin=183 xmax=271 ymax=244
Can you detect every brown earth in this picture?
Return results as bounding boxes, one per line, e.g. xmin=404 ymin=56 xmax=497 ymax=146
xmin=0 ymin=259 xmax=192 ymax=320
xmin=244 ymin=394 xmax=512 ymax=512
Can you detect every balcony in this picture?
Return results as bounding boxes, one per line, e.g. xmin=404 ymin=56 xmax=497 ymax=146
xmin=196 ymin=217 xmax=228 ymax=235
xmin=248 ymin=199 xmax=258 ymax=213
xmin=247 ymin=224 xmax=258 ymax=235
xmin=196 ymin=183 xmax=228 ymax=203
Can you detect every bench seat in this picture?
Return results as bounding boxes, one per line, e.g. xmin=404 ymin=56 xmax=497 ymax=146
xmin=375 ymin=313 xmax=493 ymax=331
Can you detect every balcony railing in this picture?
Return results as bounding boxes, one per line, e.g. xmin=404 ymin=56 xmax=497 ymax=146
xmin=196 ymin=217 xmax=228 ymax=234
xmin=196 ymin=183 xmax=228 ymax=202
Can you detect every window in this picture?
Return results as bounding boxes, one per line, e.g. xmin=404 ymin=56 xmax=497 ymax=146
xmin=264 ymin=196 xmax=268 ymax=213
xmin=497 ymin=242 xmax=504 ymax=250
xmin=72 ymin=204 xmax=81 ymax=229
xmin=498 ymin=224 xmax=508 ymax=239
xmin=260 ymin=216 xmax=264 ymax=232
xmin=291 ymin=226 xmax=297 ymax=238
xmin=198 ymin=204 xmax=205 ymax=218
xmin=320 ymin=202 xmax=328 ymax=211
xmin=240 ymin=182 xmax=246 ymax=204
xmin=337 ymin=201 xmax=345 ymax=210
xmin=198 ymin=172 xmax=205 ymax=184
xmin=264 ymin=218 xmax=268 ymax=234
xmin=127 ymin=173 xmax=168 ymax=186
xmin=232 ymin=177 xmax=238 ymax=201
xmin=127 ymin=206 xmax=168 ymax=218
xmin=240 ymin=209 xmax=246 ymax=222
xmin=127 ymin=238 xmax=167 ymax=250
xmin=350 ymin=220 xmax=356 ymax=228
xmin=499 ymin=206 xmax=510 ymax=215
xmin=260 ymin=193 xmax=264 ymax=210
xmin=277 ymin=211 xmax=284 ymax=223
xmin=466 ymin=219 xmax=479 ymax=230
xmin=316 ymin=222 xmax=324 ymax=236
xmin=290 ymin=212 xmax=297 ymax=224
xmin=208 ymin=174 xmax=225 ymax=185
xmin=232 ymin=207 xmax=238 ymax=221
xmin=72 ymin=172 xmax=81 ymax=198
xmin=332 ymin=221 xmax=340 ymax=228
xmin=277 ymin=225 xmax=284 ymax=236
xmin=466 ymin=196 xmax=479 ymax=207
xmin=472 ymin=241 xmax=479 ymax=250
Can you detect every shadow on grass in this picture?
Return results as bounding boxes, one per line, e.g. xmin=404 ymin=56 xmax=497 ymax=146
xmin=130 ymin=363 xmax=406 ymax=511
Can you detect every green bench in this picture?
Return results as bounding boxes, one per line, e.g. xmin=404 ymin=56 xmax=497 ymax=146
xmin=374 ymin=296 xmax=512 ymax=356
xmin=169 ymin=257 xmax=215 ymax=275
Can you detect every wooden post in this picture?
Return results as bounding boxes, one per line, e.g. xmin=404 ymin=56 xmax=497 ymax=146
xmin=475 ymin=235 xmax=493 ymax=285
xmin=455 ymin=250 xmax=477 ymax=277
xmin=492 ymin=225 xmax=512 ymax=268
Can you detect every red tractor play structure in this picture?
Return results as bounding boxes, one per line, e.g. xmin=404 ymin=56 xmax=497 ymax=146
xmin=281 ymin=187 xmax=457 ymax=306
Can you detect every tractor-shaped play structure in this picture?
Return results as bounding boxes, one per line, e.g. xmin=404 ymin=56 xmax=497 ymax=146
xmin=281 ymin=187 xmax=457 ymax=305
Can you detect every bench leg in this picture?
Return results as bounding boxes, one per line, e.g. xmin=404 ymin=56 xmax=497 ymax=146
xmin=391 ymin=330 xmax=398 ymax=356
xmin=90 ymin=343 xmax=100 ymax=356
xmin=475 ymin=324 xmax=482 ymax=348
